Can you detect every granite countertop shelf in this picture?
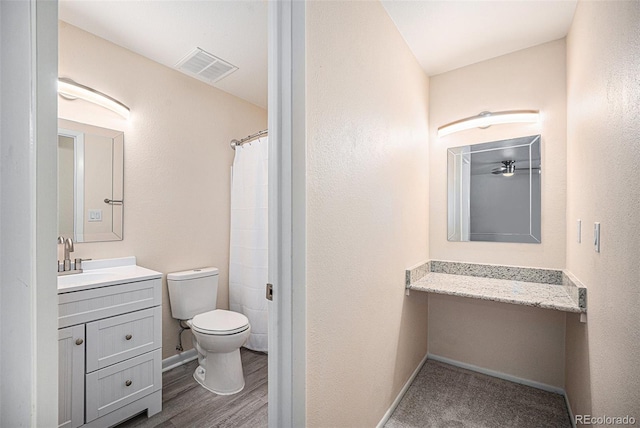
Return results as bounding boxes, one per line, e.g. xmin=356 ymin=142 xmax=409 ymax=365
xmin=407 ymin=261 xmax=587 ymax=314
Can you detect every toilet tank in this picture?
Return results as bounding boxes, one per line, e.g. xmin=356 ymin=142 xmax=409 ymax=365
xmin=167 ymin=267 xmax=219 ymax=320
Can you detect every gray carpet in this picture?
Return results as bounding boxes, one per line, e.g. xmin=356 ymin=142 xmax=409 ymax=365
xmin=385 ymin=360 xmax=572 ymax=428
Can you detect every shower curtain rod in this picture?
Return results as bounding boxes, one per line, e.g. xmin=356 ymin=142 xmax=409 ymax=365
xmin=230 ymin=129 xmax=268 ymax=150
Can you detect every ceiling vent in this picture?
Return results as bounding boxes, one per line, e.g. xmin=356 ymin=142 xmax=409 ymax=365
xmin=175 ymin=47 xmax=238 ymax=83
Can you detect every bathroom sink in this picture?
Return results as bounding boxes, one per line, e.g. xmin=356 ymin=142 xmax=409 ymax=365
xmin=57 ymin=256 xmax=162 ymax=293
xmin=65 ymin=271 xmax=118 ymax=282
xmin=57 ymin=270 xmax=123 ymax=291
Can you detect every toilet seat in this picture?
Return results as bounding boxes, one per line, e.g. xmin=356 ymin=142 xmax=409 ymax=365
xmin=191 ymin=309 xmax=250 ymax=336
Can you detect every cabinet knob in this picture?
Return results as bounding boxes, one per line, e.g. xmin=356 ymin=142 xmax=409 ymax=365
xmin=125 ymin=334 xmax=132 ymax=340
xmin=125 ymin=380 xmax=132 ymax=387
xmin=75 ymin=338 xmax=83 ymax=346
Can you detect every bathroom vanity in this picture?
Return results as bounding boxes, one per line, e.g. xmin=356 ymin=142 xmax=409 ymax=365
xmin=57 ymin=257 xmax=162 ymax=428
xmin=406 ymin=260 xmax=587 ymax=314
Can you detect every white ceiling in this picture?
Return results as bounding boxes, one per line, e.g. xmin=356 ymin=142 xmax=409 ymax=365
xmin=59 ymin=0 xmax=268 ymax=108
xmin=381 ymin=0 xmax=578 ymax=76
xmin=59 ymin=1 xmax=577 ymax=109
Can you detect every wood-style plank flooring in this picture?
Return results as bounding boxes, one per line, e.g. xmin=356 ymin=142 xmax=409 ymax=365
xmin=116 ymin=348 xmax=267 ymax=428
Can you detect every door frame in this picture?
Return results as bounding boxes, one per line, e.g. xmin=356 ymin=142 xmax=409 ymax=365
xmin=267 ymin=1 xmax=306 ymax=426
xmin=1 ymin=0 xmax=59 ymax=425
xmin=21 ymin=0 xmax=307 ymax=425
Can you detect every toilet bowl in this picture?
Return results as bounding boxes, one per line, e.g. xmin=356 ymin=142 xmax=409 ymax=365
xmin=188 ymin=309 xmax=251 ymax=394
xmin=167 ymin=268 xmax=251 ymax=395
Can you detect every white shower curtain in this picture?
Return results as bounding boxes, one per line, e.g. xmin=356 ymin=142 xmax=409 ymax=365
xmin=229 ymin=137 xmax=268 ymax=352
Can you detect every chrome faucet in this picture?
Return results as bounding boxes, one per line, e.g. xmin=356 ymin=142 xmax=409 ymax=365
xmin=58 ymin=236 xmax=74 ymax=261
xmin=57 ymin=237 xmax=91 ymax=275
xmin=57 ymin=237 xmax=66 ymax=266
xmin=58 ymin=236 xmax=74 ymax=271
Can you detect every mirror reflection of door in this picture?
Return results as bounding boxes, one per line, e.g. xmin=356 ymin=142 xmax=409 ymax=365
xmin=58 ymin=134 xmax=77 ymax=238
xmin=58 ymin=127 xmax=85 ymax=241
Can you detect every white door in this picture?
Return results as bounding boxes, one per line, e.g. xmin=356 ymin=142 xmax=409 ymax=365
xmin=58 ymin=325 xmax=85 ymax=428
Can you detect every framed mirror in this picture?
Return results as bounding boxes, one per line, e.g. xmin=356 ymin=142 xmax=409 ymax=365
xmin=58 ymin=119 xmax=124 ymax=242
xmin=448 ymin=135 xmax=541 ymax=243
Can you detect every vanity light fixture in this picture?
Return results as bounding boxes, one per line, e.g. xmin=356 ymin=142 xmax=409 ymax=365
xmin=58 ymin=78 xmax=130 ymax=119
xmin=437 ymin=110 xmax=539 ymax=137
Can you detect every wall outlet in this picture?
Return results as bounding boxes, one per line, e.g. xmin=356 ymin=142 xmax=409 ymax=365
xmin=88 ymin=209 xmax=102 ymax=222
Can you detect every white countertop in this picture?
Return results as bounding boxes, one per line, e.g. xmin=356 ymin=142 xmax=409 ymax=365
xmin=58 ymin=256 xmax=162 ymax=294
xmin=409 ymin=272 xmax=583 ymax=313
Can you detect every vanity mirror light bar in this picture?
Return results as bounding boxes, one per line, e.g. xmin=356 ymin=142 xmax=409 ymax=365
xmin=58 ymin=78 xmax=130 ymax=119
xmin=437 ymin=110 xmax=539 ymax=137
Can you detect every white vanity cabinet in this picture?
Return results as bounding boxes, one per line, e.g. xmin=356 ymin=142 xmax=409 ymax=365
xmin=58 ymin=259 xmax=163 ymax=428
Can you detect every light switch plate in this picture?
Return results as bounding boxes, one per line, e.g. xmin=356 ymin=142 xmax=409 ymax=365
xmin=594 ymin=222 xmax=600 ymax=253
xmin=88 ymin=209 xmax=102 ymax=222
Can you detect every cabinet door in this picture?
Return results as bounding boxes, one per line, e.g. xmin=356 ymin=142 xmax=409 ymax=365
xmin=58 ymin=325 xmax=85 ymax=428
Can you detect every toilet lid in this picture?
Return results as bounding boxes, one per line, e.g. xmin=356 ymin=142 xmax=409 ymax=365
xmin=191 ymin=309 xmax=250 ymax=335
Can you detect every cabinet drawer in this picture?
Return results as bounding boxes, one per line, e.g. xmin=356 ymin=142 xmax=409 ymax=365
xmin=86 ymin=306 xmax=161 ymax=373
xmin=85 ymin=349 xmax=162 ymax=423
xmin=59 ymin=279 xmax=161 ymax=328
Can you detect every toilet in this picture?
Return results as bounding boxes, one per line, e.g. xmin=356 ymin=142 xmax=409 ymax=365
xmin=167 ymin=267 xmax=251 ymax=395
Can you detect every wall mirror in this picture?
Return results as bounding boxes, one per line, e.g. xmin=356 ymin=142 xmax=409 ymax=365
xmin=58 ymin=119 xmax=124 ymax=242
xmin=447 ymin=135 xmax=541 ymax=243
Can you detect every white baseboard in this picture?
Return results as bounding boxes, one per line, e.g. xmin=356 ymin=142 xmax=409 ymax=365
xmin=427 ymin=353 xmax=565 ymax=395
xmin=564 ymin=392 xmax=576 ymax=428
xmin=376 ymin=352 xmax=429 ymax=428
xmin=162 ymin=349 xmax=198 ymax=372
xmin=377 ymin=353 xmax=575 ymax=428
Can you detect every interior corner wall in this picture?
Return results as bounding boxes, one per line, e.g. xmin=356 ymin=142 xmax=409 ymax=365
xmin=565 ymin=0 xmax=640 ymax=421
xmin=58 ymin=22 xmax=267 ymax=359
xmin=427 ymin=40 xmax=568 ymax=388
xmin=305 ymin=1 xmax=430 ymax=426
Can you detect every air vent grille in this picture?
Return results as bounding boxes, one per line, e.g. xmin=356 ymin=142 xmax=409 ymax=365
xmin=176 ymin=48 xmax=238 ymax=83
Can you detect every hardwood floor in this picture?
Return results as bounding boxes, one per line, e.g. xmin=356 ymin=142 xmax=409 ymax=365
xmin=116 ymin=348 xmax=267 ymax=428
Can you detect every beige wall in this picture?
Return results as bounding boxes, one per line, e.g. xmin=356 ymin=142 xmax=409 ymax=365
xmin=429 ymin=39 xmax=567 ymax=268
xmin=59 ymin=22 xmax=267 ymax=359
xmin=429 ymin=294 xmax=566 ymax=388
xmin=427 ymin=40 xmax=568 ymax=386
xmin=306 ymin=1 xmax=430 ymax=426
xmin=565 ymin=0 xmax=640 ymax=422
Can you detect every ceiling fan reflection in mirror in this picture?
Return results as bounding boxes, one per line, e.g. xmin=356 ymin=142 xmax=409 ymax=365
xmin=491 ymin=160 xmax=541 ymax=177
